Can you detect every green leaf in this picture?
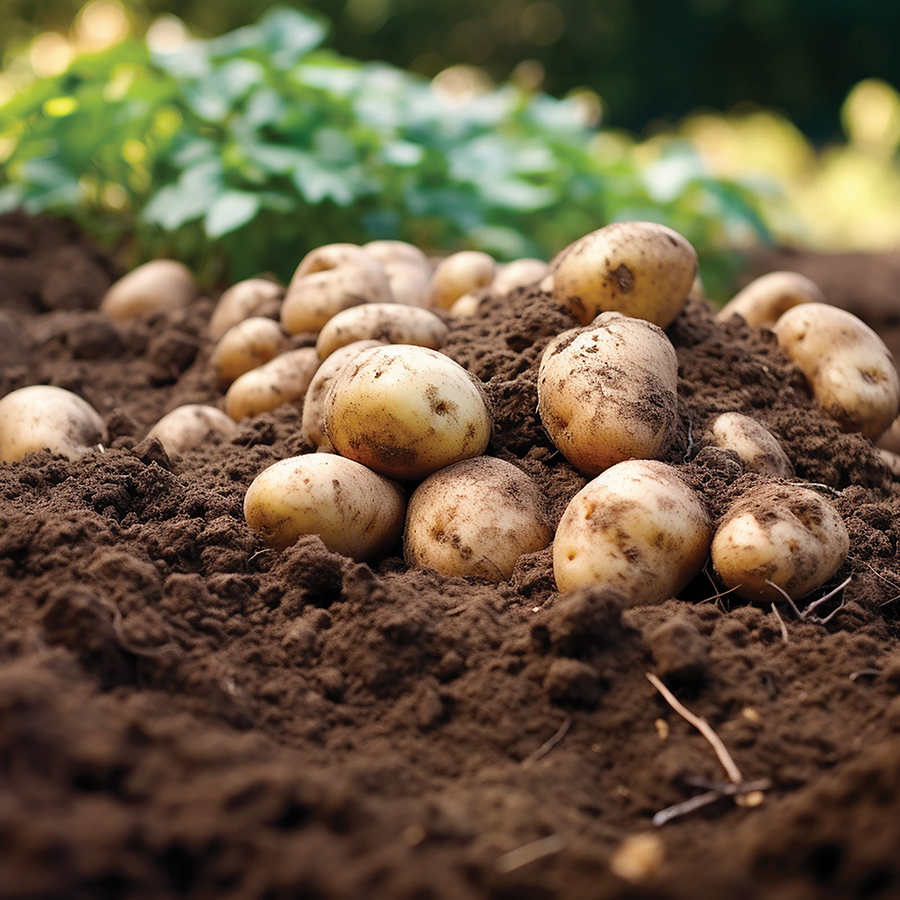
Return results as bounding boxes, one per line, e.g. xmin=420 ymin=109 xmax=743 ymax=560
xmin=142 ymin=160 xmax=222 ymax=229
xmin=204 ymin=190 xmax=261 ymax=238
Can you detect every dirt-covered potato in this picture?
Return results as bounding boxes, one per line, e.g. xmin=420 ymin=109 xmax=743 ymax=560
xmin=100 ymin=259 xmax=198 ymax=321
xmin=0 ymin=385 xmax=106 ymax=462
xmin=774 ymin=303 xmax=900 ymax=441
xmin=225 ymin=348 xmax=320 ymax=421
xmin=244 ymin=454 xmax=405 ymax=559
xmin=146 ymin=404 xmax=238 ymax=455
xmin=708 ymin=412 xmax=793 ymax=478
xmin=281 ymin=243 xmax=394 ymax=335
xmin=492 ymin=258 xmax=551 ymax=295
xmin=324 ymin=344 xmax=492 ymax=480
xmin=363 ymin=241 xmax=432 ymax=308
xmin=430 ymin=251 xmax=496 ymax=310
xmin=716 ymin=271 xmax=824 ymax=328
xmin=553 ymin=459 xmax=712 ymax=606
xmin=404 ymin=457 xmax=552 ymax=581
xmin=211 ymin=317 xmax=289 ymax=386
xmin=316 ymin=303 xmax=449 ymax=360
xmin=208 ymin=278 xmax=284 ymax=341
xmin=711 ymin=482 xmax=849 ymax=603
xmin=551 ymin=221 xmax=697 ymax=329
xmin=537 ymin=312 xmax=678 ymax=476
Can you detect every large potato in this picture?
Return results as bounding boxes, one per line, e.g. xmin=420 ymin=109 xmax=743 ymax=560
xmin=146 ymin=404 xmax=237 ymax=455
xmin=553 ymin=460 xmax=712 ymax=606
xmin=244 ymin=454 xmax=405 ymax=559
xmin=717 ymin=271 xmax=824 ymax=328
xmin=537 ymin=313 xmax=678 ymax=476
xmin=551 ymin=222 xmax=697 ymax=329
xmin=225 ymin=348 xmax=320 ymax=421
xmin=774 ymin=303 xmax=900 ymax=441
xmin=708 ymin=412 xmax=793 ymax=478
xmin=100 ymin=259 xmax=197 ymax=321
xmin=404 ymin=457 xmax=552 ymax=581
xmin=208 ymin=278 xmax=284 ymax=340
xmin=324 ymin=344 xmax=492 ymax=480
xmin=711 ymin=482 xmax=849 ymax=603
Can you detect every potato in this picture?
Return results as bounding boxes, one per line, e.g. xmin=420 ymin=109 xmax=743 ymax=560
xmin=281 ymin=243 xmax=393 ymax=335
xmin=708 ymin=412 xmax=793 ymax=478
xmin=878 ymin=448 xmax=900 ymax=478
xmin=316 ymin=303 xmax=449 ymax=360
xmin=225 ymin=347 xmax=320 ymax=421
xmin=404 ymin=457 xmax=552 ymax=581
xmin=716 ymin=271 xmax=824 ymax=328
xmin=210 ymin=317 xmax=289 ymax=387
xmin=363 ymin=241 xmax=432 ymax=308
xmin=553 ymin=459 xmax=712 ymax=606
xmin=430 ymin=251 xmax=496 ymax=310
xmin=324 ymin=344 xmax=492 ymax=480
xmin=363 ymin=239 xmax=430 ymax=271
xmin=537 ymin=312 xmax=678 ymax=476
xmin=711 ymin=482 xmax=849 ymax=603
xmin=774 ymin=303 xmax=900 ymax=441
xmin=492 ymin=258 xmax=551 ymax=295
xmin=0 ymin=385 xmax=106 ymax=462
xmin=301 ymin=339 xmax=384 ymax=451
xmin=100 ymin=259 xmax=198 ymax=321
xmin=208 ymin=278 xmax=284 ymax=341
xmin=244 ymin=454 xmax=405 ymax=559
xmin=448 ymin=292 xmax=483 ymax=318
xmin=551 ymin=221 xmax=697 ymax=328
xmin=146 ymin=404 xmax=238 ymax=455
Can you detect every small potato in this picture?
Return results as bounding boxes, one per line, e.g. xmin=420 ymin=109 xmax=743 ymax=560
xmin=708 ymin=412 xmax=793 ymax=478
xmin=244 ymin=454 xmax=405 ymax=559
xmin=717 ymin=271 xmax=824 ymax=328
xmin=404 ymin=457 xmax=552 ymax=581
xmin=324 ymin=344 xmax=492 ymax=480
xmin=878 ymin=448 xmax=900 ymax=478
xmin=553 ymin=460 xmax=712 ymax=606
xmin=492 ymin=258 xmax=550 ymax=295
xmin=0 ymin=385 xmax=106 ymax=463
xmin=281 ymin=243 xmax=393 ymax=335
xmin=208 ymin=278 xmax=284 ymax=341
xmin=100 ymin=259 xmax=198 ymax=321
xmin=430 ymin=251 xmax=496 ymax=310
xmin=552 ymin=221 xmax=697 ymax=328
xmin=537 ymin=313 xmax=678 ymax=476
xmin=448 ymin=292 xmax=483 ymax=318
xmin=711 ymin=482 xmax=849 ymax=603
xmin=225 ymin=347 xmax=320 ymax=421
xmin=774 ymin=303 xmax=900 ymax=441
xmin=211 ymin=317 xmax=289 ymax=386
xmin=363 ymin=241 xmax=432 ymax=308
xmin=316 ymin=303 xmax=449 ymax=360
xmin=363 ymin=240 xmax=430 ymax=271
xmin=146 ymin=404 xmax=237 ymax=455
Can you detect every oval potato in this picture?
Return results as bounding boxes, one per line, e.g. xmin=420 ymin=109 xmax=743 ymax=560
xmin=717 ymin=271 xmax=824 ymax=328
xmin=211 ymin=317 xmax=289 ymax=387
xmin=492 ymin=258 xmax=551 ymax=295
xmin=100 ymin=259 xmax=197 ymax=321
xmin=208 ymin=278 xmax=284 ymax=341
xmin=146 ymin=404 xmax=238 ymax=455
xmin=708 ymin=412 xmax=793 ymax=478
xmin=225 ymin=348 xmax=320 ymax=421
xmin=430 ymin=251 xmax=496 ymax=310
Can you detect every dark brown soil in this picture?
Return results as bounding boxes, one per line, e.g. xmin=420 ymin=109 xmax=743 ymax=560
xmin=2 ymin=210 xmax=900 ymax=900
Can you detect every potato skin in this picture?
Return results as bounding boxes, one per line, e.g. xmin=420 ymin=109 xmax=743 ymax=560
xmin=430 ymin=251 xmax=496 ymax=310
xmin=404 ymin=457 xmax=552 ymax=581
xmin=711 ymin=482 xmax=849 ymax=603
xmin=716 ymin=271 xmax=824 ymax=328
xmin=211 ymin=317 xmax=289 ymax=387
xmin=709 ymin=412 xmax=793 ymax=478
xmin=537 ymin=313 xmax=678 ymax=476
xmin=100 ymin=259 xmax=197 ymax=321
xmin=208 ymin=278 xmax=284 ymax=341
xmin=146 ymin=404 xmax=237 ymax=455
xmin=243 ymin=454 xmax=405 ymax=559
xmin=225 ymin=348 xmax=320 ymax=421
xmin=552 ymin=221 xmax=697 ymax=328
xmin=553 ymin=459 xmax=711 ymax=606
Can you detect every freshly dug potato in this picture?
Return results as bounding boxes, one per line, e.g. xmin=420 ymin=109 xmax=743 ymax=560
xmin=551 ymin=221 xmax=697 ymax=328
xmin=146 ymin=404 xmax=237 ymax=455
xmin=492 ymin=258 xmax=551 ymax=295
xmin=301 ymin=339 xmax=384 ymax=451
xmin=363 ymin=239 xmax=430 ymax=271
xmin=210 ymin=317 xmax=289 ymax=387
xmin=447 ymin=292 xmax=483 ymax=318
xmin=553 ymin=460 xmax=712 ymax=606
xmin=100 ymin=259 xmax=198 ymax=321
xmin=281 ymin=243 xmax=393 ymax=335
xmin=316 ymin=303 xmax=449 ymax=360
xmin=708 ymin=412 xmax=793 ymax=478
xmin=774 ymin=303 xmax=900 ymax=441
xmin=404 ymin=457 xmax=552 ymax=581
xmin=878 ymin=448 xmax=900 ymax=478
xmin=363 ymin=241 xmax=432 ymax=308
xmin=324 ymin=344 xmax=492 ymax=480
xmin=208 ymin=278 xmax=284 ymax=340
xmin=717 ymin=271 xmax=824 ymax=328
xmin=225 ymin=348 xmax=320 ymax=421
xmin=0 ymin=385 xmax=106 ymax=462
xmin=537 ymin=312 xmax=678 ymax=476
xmin=711 ymin=482 xmax=849 ymax=603
xmin=430 ymin=251 xmax=496 ymax=310
xmin=244 ymin=454 xmax=405 ymax=559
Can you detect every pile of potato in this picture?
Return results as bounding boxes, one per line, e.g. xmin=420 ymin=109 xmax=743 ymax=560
xmin=2 ymin=221 xmax=899 ymax=608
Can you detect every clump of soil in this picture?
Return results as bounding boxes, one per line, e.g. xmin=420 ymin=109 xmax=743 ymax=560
xmin=2 ymin=213 xmax=900 ymax=900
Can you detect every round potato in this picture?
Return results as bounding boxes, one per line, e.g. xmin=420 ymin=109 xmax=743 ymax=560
xmin=324 ymin=344 xmax=492 ymax=480
xmin=553 ymin=459 xmax=712 ymax=606
xmin=244 ymin=454 xmax=405 ymax=559
xmin=100 ymin=259 xmax=198 ymax=321
xmin=537 ymin=312 xmax=678 ymax=476
xmin=0 ymin=385 xmax=106 ymax=463
xmin=774 ymin=303 xmax=900 ymax=441
xmin=430 ymin=251 xmax=496 ymax=310
xmin=716 ymin=271 xmax=824 ymax=328
xmin=492 ymin=258 xmax=551 ymax=295
xmin=552 ymin=221 xmax=697 ymax=328
xmin=225 ymin=348 xmax=320 ymax=421
xmin=146 ymin=404 xmax=237 ymax=455
xmin=711 ymin=482 xmax=849 ymax=603
xmin=404 ymin=457 xmax=552 ymax=581
xmin=208 ymin=278 xmax=284 ymax=341
xmin=211 ymin=317 xmax=289 ymax=387
xmin=708 ymin=412 xmax=793 ymax=478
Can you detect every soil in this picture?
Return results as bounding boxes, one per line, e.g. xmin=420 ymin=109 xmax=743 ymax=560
xmin=2 ymin=209 xmax=900 ymax=900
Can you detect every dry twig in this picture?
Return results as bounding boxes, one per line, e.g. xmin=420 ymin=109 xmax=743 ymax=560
xmin=522 ymin=718 xmax=571 ymax=769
